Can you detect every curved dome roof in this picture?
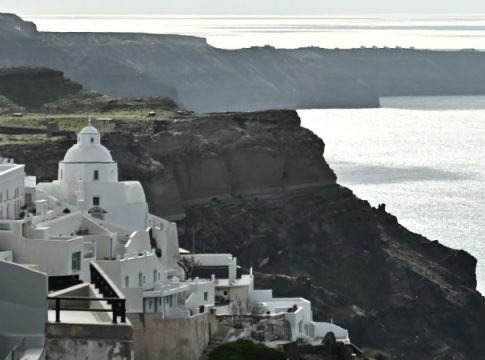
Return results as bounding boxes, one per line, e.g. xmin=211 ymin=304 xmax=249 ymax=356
xmin=79 ymin=125 xmax=100 ymax=135
xmin=63 ymin=144 xmax=113 ymax=163
xmin=62 ymin=124 xmax=114 ymax=163
xmin=124 ymin=181 xmax=147 ymax=203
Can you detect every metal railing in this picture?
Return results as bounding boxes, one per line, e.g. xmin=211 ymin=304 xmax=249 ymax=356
xmin=48 ymin=261 xmax=126 ymax=324
xmin=48 ymin=296 xmax=126 ymax=324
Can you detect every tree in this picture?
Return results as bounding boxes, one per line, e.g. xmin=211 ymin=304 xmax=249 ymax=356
xmin=230 ymin=298 xmax=265 ymax=328
xmin=177 ymin=256 xmax=201 ymax=280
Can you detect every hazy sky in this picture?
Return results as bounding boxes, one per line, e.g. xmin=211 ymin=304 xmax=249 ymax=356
xmin=2 ymin=0 xmax=485 ymax=15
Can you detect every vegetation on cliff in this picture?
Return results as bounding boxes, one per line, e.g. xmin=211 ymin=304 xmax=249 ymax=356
xmin=209 ymin=341 xmax=286 ymax=360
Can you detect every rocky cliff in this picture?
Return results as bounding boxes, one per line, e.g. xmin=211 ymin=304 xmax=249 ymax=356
xmin=1 ymin=109 xmax=484 ymax=359
xmin=0 ymin=67 xmax=82 ymax=109
xmin=2 ymin=14 xmax=485 ymax=112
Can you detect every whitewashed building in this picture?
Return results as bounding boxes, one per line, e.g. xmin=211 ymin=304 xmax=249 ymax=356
xmin=0 ymin=124 xmax=210 ymax=319
xmin=184 ymin=253 xmax=349 ymax=344
xmin=0 ymin=159 xmax=25 ymax=221
xmin=0 ymin=122 xmax=350 ymax=346
xmin=37 ymin=124 xmax=148 ymax=231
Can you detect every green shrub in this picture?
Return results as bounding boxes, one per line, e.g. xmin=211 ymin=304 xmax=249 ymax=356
xmin=363 ymin=348 xmax=391 ymax=360
xmin=209 ymin=340 xmax=286 ymax=360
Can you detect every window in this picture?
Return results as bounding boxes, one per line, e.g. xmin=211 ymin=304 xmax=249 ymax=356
xmin=71 ymin=251 xmax=81 ymax=271
xmin=153 ymin=270 xmax=157 ymax=284
xmin=93 ymin=196 xmax=100 ymax=206
xmin=90 ymin=137 xmax=94 ymax=143
xmin=204 ymin=292 xmax=208 ymax=301
xmin=138 ymin=272 xmax=143 ymax=287
xmin=60 ymin=170 xmax=63 ymax=180
xmin=93 ymin=170 xmax=99 ymax=181
xmin=125 ymin=276 xmax=129 ymax=288
xmin=223 ymin=291 xmax=228 ymax=296
xmin=0 ymin=192 xmax=2 ymax=202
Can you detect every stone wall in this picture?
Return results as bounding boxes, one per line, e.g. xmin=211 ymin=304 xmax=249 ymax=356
xmin=217 ymin=314 xmax=292 ymax=342
xmin=45 ymin=323 xmax=133 ymax=360
xmin=128 ymin=312 xmax=218 ymax=360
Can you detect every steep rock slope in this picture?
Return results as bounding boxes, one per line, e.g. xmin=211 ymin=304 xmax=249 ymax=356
xmin=1 ymin=110 xmax=484 ymax=359
xmin=0 ymin=67 xmax=82 ymax=109
xmin=2 ymin=14 xmax=485 ymax=111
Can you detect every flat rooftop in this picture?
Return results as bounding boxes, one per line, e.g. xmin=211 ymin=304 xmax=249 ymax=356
xmin=48 ymin=310 xmax=115 ymax=325
xmin=0 ymin=163 xmax=23 ymax=175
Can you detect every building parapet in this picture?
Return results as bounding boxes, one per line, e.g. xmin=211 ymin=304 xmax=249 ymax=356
xmin=144 ymin=282 xmax=190 ymax=298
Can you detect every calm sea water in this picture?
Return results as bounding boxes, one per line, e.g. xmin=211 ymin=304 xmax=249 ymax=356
xmin=24 ymin=14 xmax=485 ymax=50
xmin=23 ymin=15 xmax=485 ymax=292
xmin=299 ymin=99 xmax=485 ymax=294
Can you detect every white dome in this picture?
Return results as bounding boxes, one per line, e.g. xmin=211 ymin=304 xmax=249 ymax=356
xmin=62 ymin=124 xmax=114 ymax=163
xmin=79 ymin=125 xmax=100 ymax=135
xmin=63 ymin=143 xmax=113 ymax=163
xmin=124 ymin=181 xmax=147 ymax=203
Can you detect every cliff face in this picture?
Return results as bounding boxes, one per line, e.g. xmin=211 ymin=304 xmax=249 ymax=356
xmin=2 ymin=14 xmax=485 ymax=112
xmin=0 ymin=67 xmax=83 ymax=109
xmin=1 ymin=110 xmax=484 ymax=359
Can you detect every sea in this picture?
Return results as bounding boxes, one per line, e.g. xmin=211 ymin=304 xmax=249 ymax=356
xmin=23 ymin=14 xmax=485 ymax=293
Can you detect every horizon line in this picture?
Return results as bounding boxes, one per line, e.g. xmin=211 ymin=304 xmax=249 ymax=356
xmin=19 ymin=13 xmax=485 ymax=17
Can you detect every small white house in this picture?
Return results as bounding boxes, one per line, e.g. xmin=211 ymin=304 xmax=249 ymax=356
xmin=0 ymin=160 xmax=25 ymax=221
xmin=251 ymin=290 xmax=350 ymax=344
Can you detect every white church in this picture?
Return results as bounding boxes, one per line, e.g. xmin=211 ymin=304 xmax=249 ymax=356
xmin=0 ymin=122 xmax=349 ymax=353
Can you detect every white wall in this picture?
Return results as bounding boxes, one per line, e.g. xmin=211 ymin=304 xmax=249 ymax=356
xmin=151 ymin=216 xmax=180 ymax=269
xmin=97 ymin=253 xmax=167 ymax=293
xmin=0 ymin=222 xmax=85 ymax=276
xmin=0 ymin=164 xmax=25 ymax=220
xmin=35 ymin=212 xmax=84 ymax=239
xmin=190 ymin=254 xmax=234 ymax=266
xmin=185 ymin=280 xmax=215 ymax=312
xmin=125 ymin=230 xmax=151 ymax=256
xmin=251 ymin=289 xmax=273 ymax=302
xmin=39 ymin=178 xmax=148 ymax=231
xmin=0 ymin=261 xmax=47 ymax=349
xmin=216 ymin=285 xmax=250 ymax=303
xmin=122 ymin=288 xmax=144 ymax=313
xmin=0 ymin=250 xmax=12 ymax=262
xmin=313 ymin=322 xmax=350 ymax=343
xmin=59 ymin=162 xmax=118 ymax=184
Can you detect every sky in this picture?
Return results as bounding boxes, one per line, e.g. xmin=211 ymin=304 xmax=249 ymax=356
xmin=2 ymin=0 xmax=485 ymax=15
